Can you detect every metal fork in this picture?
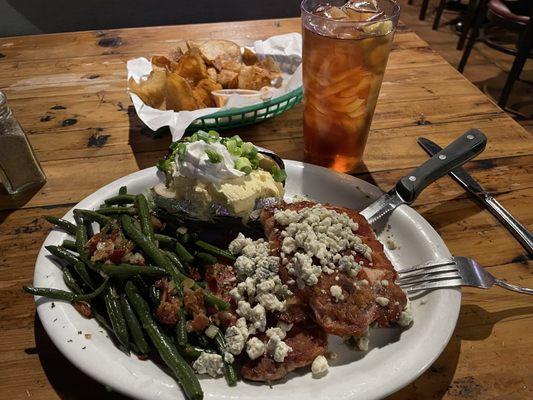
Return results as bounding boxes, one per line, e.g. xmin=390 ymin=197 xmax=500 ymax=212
xmin=397 ymin=256 xmax=533 ymax=295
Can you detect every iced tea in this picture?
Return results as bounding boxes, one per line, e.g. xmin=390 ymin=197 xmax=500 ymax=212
xmin=301 ymin=0 xmax=400 ymax=172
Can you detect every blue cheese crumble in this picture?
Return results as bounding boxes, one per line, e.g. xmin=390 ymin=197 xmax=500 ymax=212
xmin=193 ymin=352 xmax=224 ymax=377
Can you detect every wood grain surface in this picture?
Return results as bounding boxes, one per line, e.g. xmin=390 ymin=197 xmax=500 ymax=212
xmin=0 ymin=17 xmax=532 ymax=400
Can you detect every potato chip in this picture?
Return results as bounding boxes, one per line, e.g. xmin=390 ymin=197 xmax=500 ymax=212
xmin=152 ymin=55 xmax=176 ymax=72
xmin=237 ymin=65 xmax=272 ymax=90
xmin=168 ymin=47 xmax=184 ymax=62
xmin=192 ymin=78 xmax=222 ymax=107
xmin=199 ymin=40 xmax=241 ymax=66
xmin=175 ymin=48 xmax=209 ymax=86
xmin=212 ymin=56 xmax=242 ymax=73
xmin=128 ymin=70 xmax=167 ymax=109
xmin=165 ymin=71 xmax=201 ymax=111
xmin=242 ymin=47 xmax=258 ymax=65
xmin=217 ymin=69 xmax=239 ymax=89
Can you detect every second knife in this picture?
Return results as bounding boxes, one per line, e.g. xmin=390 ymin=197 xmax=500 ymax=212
xmin=418 ymin=136 xmax=533 ymax=256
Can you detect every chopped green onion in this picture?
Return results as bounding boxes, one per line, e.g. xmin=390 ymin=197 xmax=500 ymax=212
xmin=271 ymin=165 xmax=287 ymax=182
xmin=208 ymin=130 xmax=220 ymax=141
xmin=230 ymin=135 xmax=243 ymax=146
xmin=225 ymin=139 xmax=242 ymax=156
xmin=177 ymin=143 xmax=187 ymax=161
xmin=235 ymin=157 xmax=252 ymax=174
xmin=241 ymin=142 xmax=257 ymax=158
xmin=206 ymin=149 xmax=222 ymax=163
xmin=157 ymin=158 xmax=172 ymax=172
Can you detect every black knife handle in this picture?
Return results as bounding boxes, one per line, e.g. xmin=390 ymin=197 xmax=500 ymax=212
xmin=396 ymin=129 xmax=487 ymax=203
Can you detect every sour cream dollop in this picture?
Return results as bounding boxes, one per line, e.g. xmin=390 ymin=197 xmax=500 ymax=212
xmin=173 ymin=141 xmax=245 ymax=183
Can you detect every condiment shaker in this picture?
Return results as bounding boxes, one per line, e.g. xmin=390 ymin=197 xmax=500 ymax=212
xmin=0 ymin=91 xmax=46 ymax=194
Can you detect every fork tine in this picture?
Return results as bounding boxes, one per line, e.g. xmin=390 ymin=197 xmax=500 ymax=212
xmin=397 ymin=265 xmax=459 ymax=280
xmin=404 ymin=278 xmax=463 ymax=292
xmin=398 ymin=271 xmax=462 ymax=287
xmin=396 ymin=259 xmax=456 ymax=274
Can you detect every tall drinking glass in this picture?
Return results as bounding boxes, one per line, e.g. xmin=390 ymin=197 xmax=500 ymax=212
xmin=301 ymin=0 xmax=400 ymax=172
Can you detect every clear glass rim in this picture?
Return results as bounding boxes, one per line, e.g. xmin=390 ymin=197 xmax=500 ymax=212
xmin=301 ymin=0 xmax=401 ymax=25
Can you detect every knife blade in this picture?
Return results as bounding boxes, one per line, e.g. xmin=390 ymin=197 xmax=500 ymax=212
xmin=418 ymin=137 xmax=533 ymax=256
xmin=361 ymin=129 xmax=487 ymax=225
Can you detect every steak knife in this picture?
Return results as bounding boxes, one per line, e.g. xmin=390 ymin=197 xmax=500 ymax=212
xmin=360 ymin=129 xmax=487 ymax=225
xmin=418 ymin=136 xmax=533 ymax=256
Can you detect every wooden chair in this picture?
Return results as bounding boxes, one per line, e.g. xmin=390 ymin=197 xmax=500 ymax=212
xmin=458 ymin=0 xmax=532 ymax=108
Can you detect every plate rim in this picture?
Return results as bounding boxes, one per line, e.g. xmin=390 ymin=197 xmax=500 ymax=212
xmin=33 ymin=161 xmax=461 ymax=400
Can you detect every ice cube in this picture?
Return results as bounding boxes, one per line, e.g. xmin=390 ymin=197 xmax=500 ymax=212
xmin=342 ymin=1 xmax=383 ymax=22
xmin=313 ymin=4 xmax=349 ymax=20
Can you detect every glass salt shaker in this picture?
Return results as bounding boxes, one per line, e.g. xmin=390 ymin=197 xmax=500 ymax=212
xmin=0 ymin=91 xmax=46 ymax=194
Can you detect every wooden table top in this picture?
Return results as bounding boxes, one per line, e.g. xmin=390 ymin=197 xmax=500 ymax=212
xmin=0 ymin=17 xmax=532 ymax=400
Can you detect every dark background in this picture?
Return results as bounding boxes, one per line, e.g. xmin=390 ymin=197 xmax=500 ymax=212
xmin=0 ymin=0 xmax=302 ymax=37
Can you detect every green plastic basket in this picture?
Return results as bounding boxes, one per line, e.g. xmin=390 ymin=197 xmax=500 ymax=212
xmin=186 ymin=87 xmax=303 ymax=132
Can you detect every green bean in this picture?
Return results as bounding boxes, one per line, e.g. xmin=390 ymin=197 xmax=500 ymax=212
xmin=175 ymin=242 xmax=194 ymax=266
xmin=195 ymin=252 xmax=217 ymax=266
xmin=155 ymin=233 xmax=177 ymax=247
xmin=203 ymin=293 xmax=230 ymax=311
xmin=104 ymin=287 xmax=129 ymax=351
xmin=122 ymin=216 xmax=169 ymax=266
xmin=194 ymin=240 xmax=236 ymax=261
xmin=61 ymin=239 xmax=77 ymax=252
xmin=176 ymin=309 xmax=188 ymax=346
xmin=125 ymin=281 xmax=203 ymax=400
xmin=62 ymin=267 xmax=83 ymax=294
xmin=104 ymin=194 xmax=136 ymax=206
xmin=212 ymin=331 xmax=238 ymax=387
xmin=165 ymin=251 xmax=186 ymax=274
xmin=74 ymin=209 xmax=111 ymax=226
xmin=118 ymin=186 xmax=128 ymax=195
xmin=23 ymin=278 xmax=109 ymax=301
xmin=73 ymin=215 xmax=96 ymax=288
xmin=122 ymin=215 xmax=229 ymax=311
xmin=45 ymin=245 xmax=80 ymax=266
xmin=136 ymin=194 xmax=155 ymax=243
xmin=97 ymin=207 xmax=137 ymax=215
xmin=100 ymin=264 xmax=168 ymax=278
xmin=74 ymin=214 xmax=88 ymax=252
xmin=119 ymin=294 xmax=150 ymax=355
xmin=44 ymin=216 xmax=77 ymax=235
xmin=74 ymin=261 xmax=95 ymax=290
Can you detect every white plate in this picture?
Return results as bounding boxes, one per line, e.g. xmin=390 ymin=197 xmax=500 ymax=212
xmin=33 ymin=161 xmax=460 ymax=400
